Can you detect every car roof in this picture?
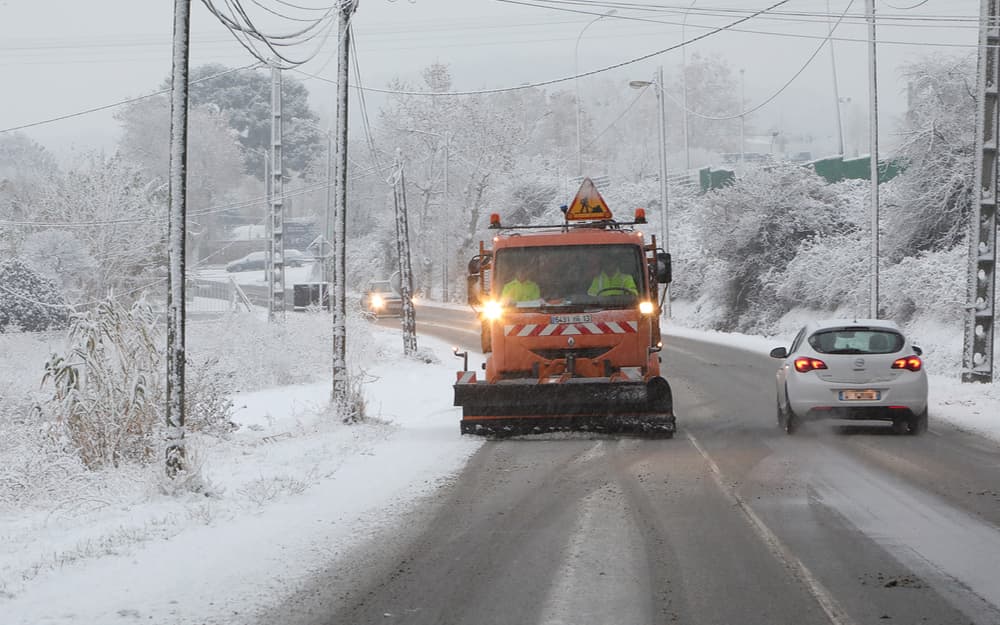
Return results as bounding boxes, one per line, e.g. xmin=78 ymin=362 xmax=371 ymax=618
xmin=806 ymin=318 xmax=903 ymax=333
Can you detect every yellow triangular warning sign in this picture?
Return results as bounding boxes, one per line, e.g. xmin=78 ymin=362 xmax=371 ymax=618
xmin=566 ymin=177 xmax=612 ymax=221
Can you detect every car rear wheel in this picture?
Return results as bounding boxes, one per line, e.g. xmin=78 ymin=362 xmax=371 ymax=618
xmin=892 ymin=409 xmax=928 ymax=435
xmin=908 ymin=409 xmax=928 ymax=436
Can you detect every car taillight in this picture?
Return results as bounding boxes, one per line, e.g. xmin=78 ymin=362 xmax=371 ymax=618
xmin=892 ymin=356 xmax=922 ymax=371
xmin=794 ymin=357 xmax=827 ymax=372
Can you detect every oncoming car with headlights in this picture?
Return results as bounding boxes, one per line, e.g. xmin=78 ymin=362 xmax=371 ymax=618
xmin=769 ymin=319 xmax=928 ymax=435
xmin=361 ymin=280 xmax=403 ymax=317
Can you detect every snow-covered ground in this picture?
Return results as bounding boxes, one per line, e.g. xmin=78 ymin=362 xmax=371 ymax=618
xmin=1 ymin=304 xmax=999 ymax=624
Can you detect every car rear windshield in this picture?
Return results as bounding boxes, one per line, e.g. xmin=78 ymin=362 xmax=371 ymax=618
xmin=808 ymin=328 xmax=904 ymax=355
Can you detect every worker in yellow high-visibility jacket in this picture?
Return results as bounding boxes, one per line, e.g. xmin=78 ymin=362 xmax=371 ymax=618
xmin=588 ymin=263 xmax=637 ymax=296
xmin=501 ymin=266 xmax=541 ymax=303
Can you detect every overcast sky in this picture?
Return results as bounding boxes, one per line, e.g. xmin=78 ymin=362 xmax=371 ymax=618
xmin=0 ymin=0 xmax=983 ymax=162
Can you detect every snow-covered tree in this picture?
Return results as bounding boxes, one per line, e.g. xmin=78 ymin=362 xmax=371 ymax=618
xmin=883 ymin=54 xmax=977 ymax=262
xmin=31 ymin=152 xmax=164 ymax=303
xmin=116 ymin=96 xmax=248 ymax=242
xmin=670 ymin=52 xmax=742 ymax=156
xmin=182 ymin=64 xmax=323 ymax=178
xmin=0 ymin=133 xmax=61 ymax=258
xmin=21 ymin=229 xmax=97 ymax=300
xmin=376 ymin=63 xmax=526 ymax=297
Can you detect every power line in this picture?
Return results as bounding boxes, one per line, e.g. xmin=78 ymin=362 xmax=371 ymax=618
xmin=0 ymin=63 xmax=260 ymax=134
xmin=496 ymin=0 xmax=984 ymax=46
xmin=350 ymin=26 xmax=391 ymax=182
xmin=665 ymin=0 xmax=857 ymax=121
xmin=200 ymin=0 xmax=339 ymax=68
xmin=297 ymin=0 xmax=798 ymax=96
xmin=583 ymin=85 xmax=650 ymax=150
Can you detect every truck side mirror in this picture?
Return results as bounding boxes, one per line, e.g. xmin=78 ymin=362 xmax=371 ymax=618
xmin=467 ymin=274 xmax=482 ymax=306
xmin=656 ymin=252 xmax=672 ymax=284
xmin=467 ymin=253 xmax=491 ymax=275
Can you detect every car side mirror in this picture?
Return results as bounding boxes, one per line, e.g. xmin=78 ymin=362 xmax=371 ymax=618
xmin=656 ymin=252 xmax=672 ymax=284
xmin=769 ymin=347 xmax=788 ymax=359
xmin=912 ymin=345 xmax=923 ymax=356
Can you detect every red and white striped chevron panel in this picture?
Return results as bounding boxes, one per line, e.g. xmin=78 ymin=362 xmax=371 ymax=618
xmin=503 ymin=321 xmax=639 ymax=336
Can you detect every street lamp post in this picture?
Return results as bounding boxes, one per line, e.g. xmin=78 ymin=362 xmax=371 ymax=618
xmin=828 ymin=0 xmax=845 ymax=156
xmin=574 ymin=9 xmax=617 ymax=177
xmin=681 ymin=0 xmax=699 ymax=171
xmin=739 ymin=68 xmax=746 ymax=166
xmin=629 ymin=66 xmax=670 ymax=318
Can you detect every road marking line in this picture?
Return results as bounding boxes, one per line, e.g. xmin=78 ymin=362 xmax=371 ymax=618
xmin=686 ymin=431 xmax=856 ymax=625
xmin=415 ymin=320 xmax=480 ymax=336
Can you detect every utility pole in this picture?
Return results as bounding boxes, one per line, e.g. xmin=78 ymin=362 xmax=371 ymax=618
xmin=963 ymin=0 xmax=999 ymax=383
xmin=268 ymin=64 xmax=286 ymax=322
xmin=440 ymin=138 xmax=449 ymax=302
xmin=332 ymin=0 xmax=358 ymax=412
xmin=393 ymin=150 xmax=417 ymax=356
xmin=866 ymin=0 xmax=880 ymax=319
xmin=323 ymin=129 xmax=333 ymax=292
xmin=165 ymin=0 xmax=191 ymax=478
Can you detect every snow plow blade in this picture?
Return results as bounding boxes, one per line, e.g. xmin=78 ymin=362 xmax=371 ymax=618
xmin=454 ymin=377 xmax=675 ymax=438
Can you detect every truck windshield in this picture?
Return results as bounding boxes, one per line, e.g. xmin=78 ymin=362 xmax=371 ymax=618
xmin=494 ymin=244 xmax=644 ymax=310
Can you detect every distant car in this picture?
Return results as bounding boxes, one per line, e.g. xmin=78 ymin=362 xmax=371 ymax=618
xmin=361 ymin=280 xmax=403 ymax=317
xmin=769 ymin=319 xmax=928 ymax=435
xmin=226 ymin=251 xmax=267 ymax=273
xmin=283 ymin=249 xmax=310 ymax=267
xmin=226 ymin=249 xmax=309 ymax=272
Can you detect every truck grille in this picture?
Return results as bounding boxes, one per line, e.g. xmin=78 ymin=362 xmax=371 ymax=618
xmin=529 ymin=347 xmax=612 ymax=361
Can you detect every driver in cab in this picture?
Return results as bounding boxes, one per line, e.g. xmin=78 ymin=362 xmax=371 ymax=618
xmin=587 ymin=259 xmax=638 ymax=296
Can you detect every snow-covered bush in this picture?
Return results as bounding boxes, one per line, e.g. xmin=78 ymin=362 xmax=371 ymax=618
xmin=880 ymin=246 xmax=966 ymax=324
xmin=0 ymin=258 xmax=70 ymax=333
xmin=39 ymin=298 xmax=164 ymax=469
xmin=692 ymin=166 xmax=856 ymax=333
xmin=36 ymin=297 xmax=238 ymax=469
xmin=184 ymin=355 xmax=237 ymax=436
xmin=769 ymin=232 xmax=868 ymax=313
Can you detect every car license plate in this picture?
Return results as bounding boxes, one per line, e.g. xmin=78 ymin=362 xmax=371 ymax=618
xmin=840 ymin=389 xmax=880 ymax=401
xmin=551 ymin=314 xmax=592 ymax=324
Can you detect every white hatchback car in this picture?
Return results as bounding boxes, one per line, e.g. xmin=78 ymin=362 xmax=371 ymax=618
xmin=769 ymin=319 xmax=928 ymax=435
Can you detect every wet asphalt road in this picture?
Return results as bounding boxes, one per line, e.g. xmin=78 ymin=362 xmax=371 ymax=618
xmin=265 ymin=305 xmax=1000 ymax=625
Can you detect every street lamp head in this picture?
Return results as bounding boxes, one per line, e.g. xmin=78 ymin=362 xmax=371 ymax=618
xmin=629 ymin=80 xmax=653 ymax=89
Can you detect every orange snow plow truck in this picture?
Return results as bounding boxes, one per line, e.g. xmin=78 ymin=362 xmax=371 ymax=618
xmin=453 ymin=178 xmax=675 ymax=438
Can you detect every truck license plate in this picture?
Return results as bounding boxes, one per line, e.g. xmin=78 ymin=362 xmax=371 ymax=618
xmin=840 ymin=389 xmax=880 ymax=401
xmin=551 ymin=314 xmax=592 ymax=324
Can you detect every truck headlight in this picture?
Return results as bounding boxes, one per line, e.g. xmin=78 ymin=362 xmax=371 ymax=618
xmin=483 ymin=299 xmax=503 ymax=321
xmin=638 ymin=301 xmax=654 ymax=315
xmin=371 ymin=294 xmax=385 ymax=309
